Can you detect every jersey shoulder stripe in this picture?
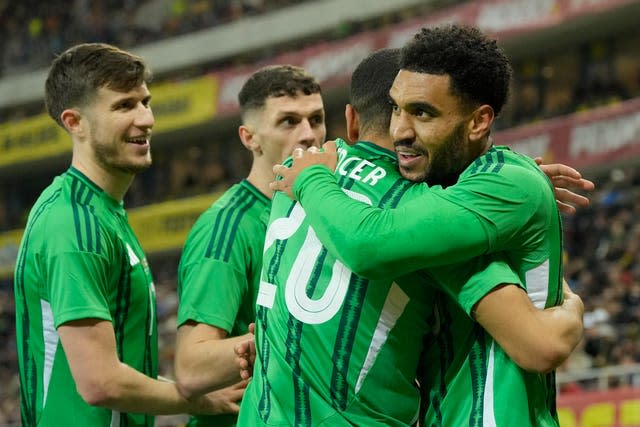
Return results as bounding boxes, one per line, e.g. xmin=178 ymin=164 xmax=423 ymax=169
xmin=204 ymin=183 xmax=260 ymax=261
xmin=70 ymin=174 xmax=102 ymax=254
xmin=379 ymin=179 xmax=413 ymax=208
xmin=468 ymin=149 xmax=505 ymax=175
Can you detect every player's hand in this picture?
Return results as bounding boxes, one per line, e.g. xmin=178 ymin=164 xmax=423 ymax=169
xmin=535 ymin=157 xmax=595 ymax=215
xmin=235 ymin=328 xmax=256 ymax=380
xmin=189 ymin=380 xmax=248 ymax=415
xmin=270 ymin=140 xmax=339 ymax=199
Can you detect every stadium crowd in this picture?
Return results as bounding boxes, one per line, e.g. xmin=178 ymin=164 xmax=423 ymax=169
xmin=0 ymin=0 xmax=312 ymax=78
xmin=1 ymin=1 xmax=639 ymax=426
xmin=562 ymin=167 xmax=640 ymax=379
xmin=1 ymin=11 xmax=638 ymax=232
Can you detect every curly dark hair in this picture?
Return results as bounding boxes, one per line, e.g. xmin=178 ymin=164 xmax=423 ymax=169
xmin=401 ymin=25 xmax=512 ymax=116
xmin=238 ymin=64 xmax=322 ymax=119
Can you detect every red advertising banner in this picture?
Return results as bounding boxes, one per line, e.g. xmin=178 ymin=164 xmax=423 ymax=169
xmin=495 ymin=98 xmax=640 ymax=169
xmin=211 ymin=0 xmax=637 ymax=122
xmin=557 ymin=387 xmax=640 ymax=427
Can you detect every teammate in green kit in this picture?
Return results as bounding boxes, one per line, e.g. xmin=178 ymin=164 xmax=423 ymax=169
xmin=14 ymin=43 xmax=234 ymax=427
xmin=270 ymin=26 xmax=591 ymax=426
xmin=239 ymin=46 xmax=586 ymax=426
xmin=175 ymin=65 xmax=326 ymax=426
xmin=238 ymin=47 xmax=436 ymax=427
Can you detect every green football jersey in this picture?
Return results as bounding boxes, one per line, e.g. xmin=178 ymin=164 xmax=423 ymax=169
xmin=14 ymin=167 xmax=157 ymax=427
xmin=239 ymin=139 xmax=435 ymax=426
xmin=178 ymin=179 xmax=270 ymax=427
xmin=291 ymin=145 xmax=564 ymax=426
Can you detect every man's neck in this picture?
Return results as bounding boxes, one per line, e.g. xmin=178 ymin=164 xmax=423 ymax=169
xmin=245 ymin=163 xmax=274 ymax=199
xmin=71 ymin=158 xmax=133 ymax=202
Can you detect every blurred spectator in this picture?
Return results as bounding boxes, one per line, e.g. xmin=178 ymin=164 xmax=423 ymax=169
xmin=563 ymin=166 xmax=640 ymax=386
xmin=0 ymin=279 xmax=19 ymax=425
xmin=573 ymin=40 xmax=629 ymax=111
xmin=0 ymin=0 xmax=312 ymax=77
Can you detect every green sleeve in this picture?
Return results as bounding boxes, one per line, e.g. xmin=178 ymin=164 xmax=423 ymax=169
xmin=48 ymin=251 xmax=113 ymax=327
xmin=292 ymin=166 xmax=488 ymax=279
xmin=293 ymin=163 xmax=542 ymax=280
xmin=177 ymin=188 xmax=266 ymax=333
xmin=177 ymin=257 xmax=246 ymax=331
xmin=427 ymin=254 xmax=523 ymax=316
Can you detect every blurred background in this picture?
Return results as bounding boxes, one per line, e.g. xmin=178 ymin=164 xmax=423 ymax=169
xmin=0 ymin=0 xmax=639 ymax=426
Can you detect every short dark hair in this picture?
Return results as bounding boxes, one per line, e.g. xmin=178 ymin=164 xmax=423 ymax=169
xmin=238 ymin=64 xmax=321 ymax=119
xmin=45 ymin=43 xmax=151 ymax=128
xmin=350 ymin=48 xmax=400 ymax=136
xmin=401 ymin=25 xmax=512 ymax=116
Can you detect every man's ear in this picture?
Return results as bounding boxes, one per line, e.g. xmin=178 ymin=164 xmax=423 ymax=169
xmin=468 ymin=104 xmax=494 ymax=142
xmin=345 ymin=104 xmax=360 ymax=143
xmin=60 ymin=108 xmax=83 ymax=135
xmin=238 ymin=125 xmax=262 ymax=155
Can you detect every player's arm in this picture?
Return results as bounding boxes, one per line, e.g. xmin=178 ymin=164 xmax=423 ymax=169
xmin=269 ymin=143 xmax=487 ymax=278
xmin=174 ymin=321 xmax=251 ymax=399
xmin=175 ymin=207 xmax=257 ymax=399
xmin=58 ymin=319 xmax=244 ymax=415
xmin=235 ymin=323 xmax=256 ymax=380
xmin=271 ymin=143 xmax=588 ymax=280
xmin=272 ymin=142 xmax=595 ymax=214
xmin=295 ymin=169 xmax=489 ymax=279
xmin=473 ymin=280 xmax=584 ymax=373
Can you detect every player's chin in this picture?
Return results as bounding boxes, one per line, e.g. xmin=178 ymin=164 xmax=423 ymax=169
xmin=398 ymin=164 xmax=427 ymax=184
xmin=123 ymin=158 xmax=152 ymax=174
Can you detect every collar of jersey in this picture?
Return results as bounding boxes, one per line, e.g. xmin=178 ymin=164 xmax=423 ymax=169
xmin=67 ymin=166 xmax=125 ymax=211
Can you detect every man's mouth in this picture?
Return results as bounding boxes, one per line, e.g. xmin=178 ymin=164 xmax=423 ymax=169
xmin=126 ymin=135 xmax=150 ymax=145
xmin=396 ymin=147 xmax=423 ymax=164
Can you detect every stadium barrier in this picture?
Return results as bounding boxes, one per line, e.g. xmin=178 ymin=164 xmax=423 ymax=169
xmin=557 ymin=363 xmax=640 ymax=427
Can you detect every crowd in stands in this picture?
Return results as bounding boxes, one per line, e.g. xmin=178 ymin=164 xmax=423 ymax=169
xmin=0 ymin=279 xmax=19 ymax=425
xmin=1 ymin=2 xmax=639 ymax=426
xmin=1 ymin=3 xmax=638 ymax=232
xmin=495 ymin=34 xmax=640 ymax=130
xmin=0 ymin=0 xmax=312 ymax=78
xmin=561 ymin=167 xmax=640 ymax=389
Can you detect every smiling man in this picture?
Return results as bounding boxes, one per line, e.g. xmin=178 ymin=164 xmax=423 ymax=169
xmin=268 ymin=25 xmax=589 ymax=426
xmin=14 ymin=43 xmax=235 ymax=427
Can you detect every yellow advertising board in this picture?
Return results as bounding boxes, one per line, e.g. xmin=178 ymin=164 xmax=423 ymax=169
xmin=150 ymin=76 xmax=218 ymax=134
xmin=0 ymin=191 xmax=222 ymax=279
xmin=0 ymin=76 xmax=218 ymax=168
xmin=127 ymin=191 xmax=221 ymax=254
xmin=0 ymin=229 xmax=23 ymax=279
xmin=0 ymin=115 xmax=70 ymax=167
